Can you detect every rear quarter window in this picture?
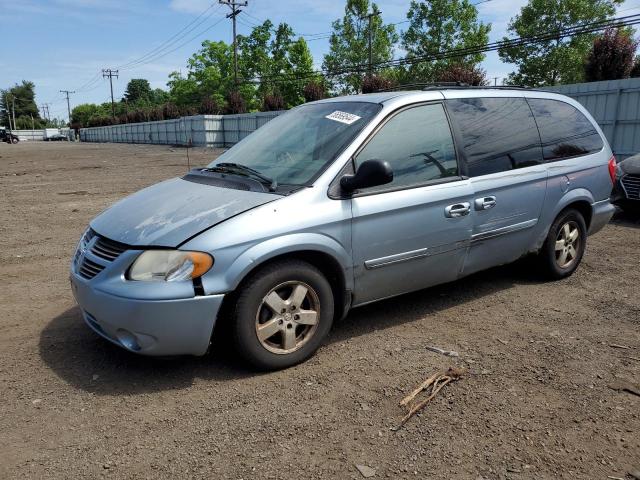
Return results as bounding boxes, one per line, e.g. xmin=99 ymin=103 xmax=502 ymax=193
xmin=446 ymin=97 xmax=543 ymax=177
xmin=527 ymin=98 xmax=604 ymax=161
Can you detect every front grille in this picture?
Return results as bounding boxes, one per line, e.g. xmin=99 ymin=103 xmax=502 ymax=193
xmin=74 ymin=229 xmax=130 ymax=280
xmin=78 ymin=257 xmax=105 ymax=280
xmin=91 ymin=236 xmax=128 ymax=261
xmin=621 ymin=174 xmax=640 ymax=200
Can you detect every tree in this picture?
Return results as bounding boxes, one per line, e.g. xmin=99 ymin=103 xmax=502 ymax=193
xmin=71 ymin=103 xmax=110 ymax=127
xmin=436 ymin=63 xmax=489 ymax=85
xmin=585 ymin=28 xmax=637 ymax=82
xmin=123 ymin=79 xmax=153 ymax=104
xmin=400 ymin=0 xmax=490 ymax=82
xmin=499 ymin=0 xmax=623 ymax=87
xmin=322 ymin=0 xmax=398 ymax=94
xmin=1 ymin=80 xmax=42 ymax=128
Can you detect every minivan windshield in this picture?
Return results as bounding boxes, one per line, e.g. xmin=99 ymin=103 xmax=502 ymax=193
xmin=208 ymin=102 xmax=381 ymax=186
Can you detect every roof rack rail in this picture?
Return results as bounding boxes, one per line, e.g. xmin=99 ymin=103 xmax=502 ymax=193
xmin=377 ymin=82 xmax=530 ymax=92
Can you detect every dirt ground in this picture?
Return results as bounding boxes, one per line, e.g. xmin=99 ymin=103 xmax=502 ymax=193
xmin=0 ymin=141 xmax=638 ymax=480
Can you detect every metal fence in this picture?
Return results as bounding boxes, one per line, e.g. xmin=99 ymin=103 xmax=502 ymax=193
xmin=79 ymin=111 xmax=284 ymax=148
xmin=545 ymin=77 xmax=640 ymax=160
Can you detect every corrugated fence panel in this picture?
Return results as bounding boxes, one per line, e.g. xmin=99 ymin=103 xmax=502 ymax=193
xmin=79 ymin=111 xmax=285 ymax=147
xmin=545 ymin=78 xmax=640 ymax=160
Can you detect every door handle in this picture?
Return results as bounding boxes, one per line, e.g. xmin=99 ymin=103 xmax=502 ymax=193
xmin=444 ymin=202 xmax=471 ymax=218
xmin=474 ymin=196 xmax=497 ymax=211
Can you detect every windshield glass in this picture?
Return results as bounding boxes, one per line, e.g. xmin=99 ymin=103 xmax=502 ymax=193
xmin=208 ymin=102 xmax=381 ymax=186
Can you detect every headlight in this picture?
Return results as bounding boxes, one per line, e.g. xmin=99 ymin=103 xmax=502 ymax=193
xmin=128 ymin=250 xmax=213 ymax=282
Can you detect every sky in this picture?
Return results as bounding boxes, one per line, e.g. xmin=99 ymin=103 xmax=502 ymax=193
xmin=0 ymin=0 xmax=638 ymax=121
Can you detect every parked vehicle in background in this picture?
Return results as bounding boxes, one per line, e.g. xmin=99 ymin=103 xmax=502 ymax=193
xmin=0 ymin=128 xmax=19 ymax=144
xmin=43 ymin=128 xmax=67 ymax=141
xmin=612 ymin=153 xmax=640 ymax=211
xmin=69 ymin=87 xmax=616 ymax=370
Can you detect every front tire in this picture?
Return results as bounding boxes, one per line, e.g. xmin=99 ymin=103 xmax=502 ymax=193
xmin=231 ymin=259 xmax=334 ymax=370
xmin=539 ymin=209 xmax=587 ymax=279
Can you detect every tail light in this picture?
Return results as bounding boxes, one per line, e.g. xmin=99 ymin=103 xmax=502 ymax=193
xmin=608 ymin=155 xmax=617 ymax=184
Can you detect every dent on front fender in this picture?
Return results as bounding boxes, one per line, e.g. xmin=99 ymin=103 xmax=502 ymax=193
xmin=196 ymin=233 xmax=353 ymax=296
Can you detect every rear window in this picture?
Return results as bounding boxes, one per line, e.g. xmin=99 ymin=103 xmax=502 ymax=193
xmin=446 ymin=97 xmax=543 ymax=177
xmin=527 ymin=98 xmax=603 ymax=161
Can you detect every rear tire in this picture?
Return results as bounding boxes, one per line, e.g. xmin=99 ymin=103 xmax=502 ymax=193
xmin=11 ymin=137 xmax=18 ymax=144
xmin=539 ymin=209 xmax=587 ymax=280
xmin=231 ymin=259 xmax=334 ymax=370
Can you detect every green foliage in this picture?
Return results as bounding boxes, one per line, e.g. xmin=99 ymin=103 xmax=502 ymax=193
xmin=1 ymin=80 xmax=42 ymax=128
xmin=498 ymin=0 xmax=623 ymax=86
xmin=400 ymin=0 xmax=490 ymax=83
xmin=322 ymin=0 xmax=398 ymax=94
xmin=123 ymin=79 xmax=153 ymax=105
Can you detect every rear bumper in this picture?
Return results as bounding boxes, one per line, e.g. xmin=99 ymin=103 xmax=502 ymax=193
xmin=588 ymin=199 xmax=615 ymax=235
xmin=70 ymin=274 xmax=224 ymax=356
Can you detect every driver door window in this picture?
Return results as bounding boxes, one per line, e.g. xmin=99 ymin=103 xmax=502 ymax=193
xmin=355 ymin=103 xmax=458 ymax=192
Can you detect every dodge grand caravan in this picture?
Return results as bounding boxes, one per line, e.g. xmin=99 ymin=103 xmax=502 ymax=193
xmin=70 ymin=87 xmax=616 ymax=370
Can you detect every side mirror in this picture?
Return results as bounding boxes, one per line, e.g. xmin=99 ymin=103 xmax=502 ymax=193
xmin=340 ymin=159 xmax=393 ymax=193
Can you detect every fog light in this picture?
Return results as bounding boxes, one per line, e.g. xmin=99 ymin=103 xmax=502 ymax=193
xmin=115 ymin=329 xmax=141 ymax=351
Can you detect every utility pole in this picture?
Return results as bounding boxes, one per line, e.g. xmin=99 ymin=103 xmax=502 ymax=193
xmin=219 ymin=0 xmax=248 ymax=88
xmin=493 ymin=77 xmax=499 ymax=86
xmin=41 ymin=103 xmax=51 ymax=122
xmin=361 ymin=11 xmax=381 ymax=77
xmin=60 ymin=90 xmax=75 ymax=125
xmin=4 ymin=94 xmax=12 ymax=130
xmin=102 ymin=69 xmax=119 ymax=118
xmin=11 ymin=96 xmax=17 ymax=130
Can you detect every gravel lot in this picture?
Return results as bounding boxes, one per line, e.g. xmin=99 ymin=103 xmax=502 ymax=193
xmin=1 ymin=142 xmax=639 ymax=480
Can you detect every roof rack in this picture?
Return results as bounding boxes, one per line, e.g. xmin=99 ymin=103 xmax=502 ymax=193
xmin=378 ymin=82 xmax=529 ymax=92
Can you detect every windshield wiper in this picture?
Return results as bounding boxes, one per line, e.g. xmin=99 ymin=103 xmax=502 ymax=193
xmin=206 ymin=163 xmax=278 ymax=192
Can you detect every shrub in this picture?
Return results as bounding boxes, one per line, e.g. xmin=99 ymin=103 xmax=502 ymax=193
xmin=262 ymin=92 xmax=285 ymax=111
xmin=303 ymin=80 xmax=327 ymax=102
xmin=224 ymin=90 xmax=247 ymax=114
xmin=361 ymin=75 xmax=395 ymax=93
xmin=585 ymin=28 xmax=638 ymax=82
xmin=436 ymin=64 xmax=489 ymax=86
xmin=199 ymin=96 xmax=220 ymax=115
xmin=163 ymin=103 xmax=180 ymax=120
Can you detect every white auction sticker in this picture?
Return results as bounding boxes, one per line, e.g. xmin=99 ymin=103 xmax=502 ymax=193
xmin=325 ymin=110 xmax=361 ymax=125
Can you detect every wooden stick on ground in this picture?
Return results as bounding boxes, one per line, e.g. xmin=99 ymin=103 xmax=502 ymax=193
xmin=396 ymin=367 xmax=465 ymax=429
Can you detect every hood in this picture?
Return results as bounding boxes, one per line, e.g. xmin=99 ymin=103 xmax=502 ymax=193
xmin=619 ymin=154 xmax=640 ymax=175
xmin=90 ymin=177 xmax=278 ymax=247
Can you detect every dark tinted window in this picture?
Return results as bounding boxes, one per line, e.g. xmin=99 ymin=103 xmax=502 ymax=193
xmin=527 ymin=98 xmax=603 ymax=161
xmin=355 ymin=103 xmax=458 ymax=191
xmin=446 ymin=97 xmax=543 ymax=176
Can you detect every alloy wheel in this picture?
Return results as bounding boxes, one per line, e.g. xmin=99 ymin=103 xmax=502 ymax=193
xmin=554 ymin=220 xmax=581 ymax=269
xmin=255 ymin=281 xmax=320 ymax=355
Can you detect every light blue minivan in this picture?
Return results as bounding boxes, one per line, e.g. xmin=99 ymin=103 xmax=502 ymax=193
xmin=70 ymin=87 xmax=616 ymax=370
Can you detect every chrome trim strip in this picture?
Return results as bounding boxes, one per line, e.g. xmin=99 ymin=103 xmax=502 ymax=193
xmin=364 ymin=247 xmax=429 ymax=269
xmin=471 ymin=218 xmax=538 ymax=243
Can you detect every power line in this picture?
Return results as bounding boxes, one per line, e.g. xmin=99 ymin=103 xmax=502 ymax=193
xmin=117 ymin=4 xmax=223 ymax=70
xmin=118 ymin=16 xmax=228 ymax=71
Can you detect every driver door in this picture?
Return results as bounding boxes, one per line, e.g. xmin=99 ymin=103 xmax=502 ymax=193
xmin=350 ymin=102 xmax=474 ymax=305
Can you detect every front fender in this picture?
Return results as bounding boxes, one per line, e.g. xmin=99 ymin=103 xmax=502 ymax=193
xmin=201 ymin=233 xmax=353 ymax=295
